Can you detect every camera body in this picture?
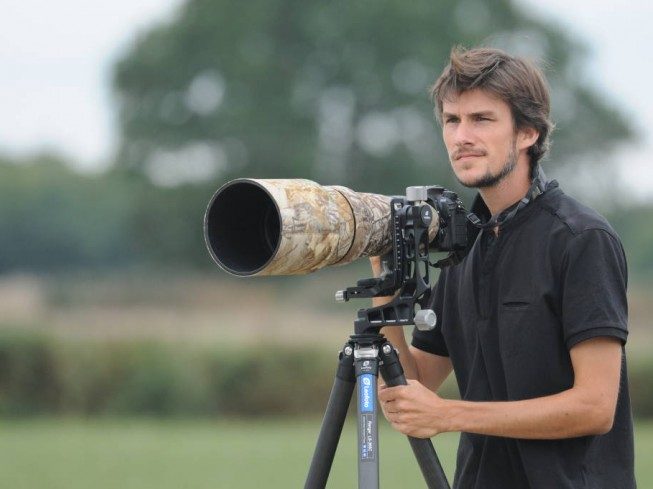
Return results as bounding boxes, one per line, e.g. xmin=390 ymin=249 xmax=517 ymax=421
xmin=427 ymin=186 xmax=469 ymax=254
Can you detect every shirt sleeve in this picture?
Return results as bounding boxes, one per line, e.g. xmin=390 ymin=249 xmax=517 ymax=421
xmin=561 ymin=228 xmax=629 ymax=350
xmin=411 ymin=271 xmax=450 ymax=356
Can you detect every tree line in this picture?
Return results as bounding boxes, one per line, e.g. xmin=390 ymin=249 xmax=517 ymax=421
xmin=3 ymin=0 xmax=650 ymax=277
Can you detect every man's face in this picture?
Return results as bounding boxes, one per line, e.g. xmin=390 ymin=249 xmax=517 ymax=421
xmin=441 ymin=88 xmax=523 ymax=189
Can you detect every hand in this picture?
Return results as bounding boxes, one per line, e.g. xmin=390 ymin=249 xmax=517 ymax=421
xmin=369 ymin=256 xmax=382 ymax=277
xmin=378 ymin=379 xmax=450 ymax=438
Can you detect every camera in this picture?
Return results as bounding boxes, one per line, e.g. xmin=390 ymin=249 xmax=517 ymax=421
xmin=204 ymin=179 xmax=469 ymax=278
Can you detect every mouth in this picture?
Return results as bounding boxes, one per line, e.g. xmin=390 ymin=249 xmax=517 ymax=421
xmin=454 ymin=152 xmax=485 ymax=162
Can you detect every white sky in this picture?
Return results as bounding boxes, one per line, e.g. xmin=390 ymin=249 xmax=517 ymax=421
xmin=0 ymin=0 xmax=182 ymax=170
xmin=518 ymin=0 xmax=653 ymax=202
xmin=1 ymin=0 xmax=652 ymax=199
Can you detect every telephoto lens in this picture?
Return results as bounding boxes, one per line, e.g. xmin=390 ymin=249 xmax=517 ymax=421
xmin=204 ymin=179 xmax=396 ymax=276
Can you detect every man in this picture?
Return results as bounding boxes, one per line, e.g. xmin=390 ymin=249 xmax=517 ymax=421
xmin=373 ymin=47 xmax=635 ymax=488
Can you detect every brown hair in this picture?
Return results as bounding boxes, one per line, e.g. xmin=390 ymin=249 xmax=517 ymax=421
xmin=430 ymin=46 xmax=554 ymax=168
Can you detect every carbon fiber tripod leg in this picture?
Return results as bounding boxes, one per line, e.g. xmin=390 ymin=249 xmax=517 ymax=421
xmin=379 ymin=342 xmax=451 ymax=489
xmin=304 ymin=344 xmax=356 ymax=489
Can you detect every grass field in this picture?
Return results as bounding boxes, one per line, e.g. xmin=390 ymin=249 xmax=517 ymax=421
xmin=1 ymin=275 xmax=651 ymax=487
xmin=0 ymin=418 xmax=650 ymax=488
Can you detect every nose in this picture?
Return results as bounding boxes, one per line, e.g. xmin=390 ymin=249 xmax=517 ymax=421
xmin=452 ymin=120 xmax=475 ymax=147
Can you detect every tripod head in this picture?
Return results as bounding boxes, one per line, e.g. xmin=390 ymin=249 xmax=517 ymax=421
xmin=336 ymin=186 xmax=471 ymax=335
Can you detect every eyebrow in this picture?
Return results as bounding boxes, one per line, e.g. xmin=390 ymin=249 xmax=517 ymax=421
xmin=443 ymin=110 xmax=496 ymax=119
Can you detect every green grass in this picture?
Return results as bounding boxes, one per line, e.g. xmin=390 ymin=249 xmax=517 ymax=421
xmin=0 ymin=418 xmax=650 ymax=488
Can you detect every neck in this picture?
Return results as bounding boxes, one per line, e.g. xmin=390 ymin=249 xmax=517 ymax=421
xmin=479 ymin=157 xmax=533 ymax=216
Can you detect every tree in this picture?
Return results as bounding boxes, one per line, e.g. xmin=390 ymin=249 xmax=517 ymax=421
xmin=112 ymin=0 xmax=632 ymax=195
xmin=0 ymin=154 xmax=136 ymax=273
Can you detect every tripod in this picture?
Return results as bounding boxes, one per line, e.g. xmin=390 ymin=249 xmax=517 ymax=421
xmin=302 ymin=186 xmax=467 ymax=488
xmin=304 ymin=331 xmax=451 ymax=489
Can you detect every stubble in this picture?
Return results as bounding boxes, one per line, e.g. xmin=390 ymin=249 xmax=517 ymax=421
xmin=456 ymin=140 xmax=518 ymax=189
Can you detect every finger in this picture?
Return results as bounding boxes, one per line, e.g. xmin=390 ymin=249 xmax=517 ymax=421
xmin=377 ymin=389 xmax=392 ymax=402
xmin=379 ymin=396 xmax=392 ymax=408
xmin=391 ymin=422 xmax=409 ymax=435
xmin=377 ymin=385 xmax=404 ymax=401
xmin=383 ymin=400 xmax=400 ymax=414
xmin=386 ymin=398 xmax=406 ymax=414
xmin=369 ymin=256 xmax=382 ymax=276
xmin=384 ymin=403 xmax=401 ymax=415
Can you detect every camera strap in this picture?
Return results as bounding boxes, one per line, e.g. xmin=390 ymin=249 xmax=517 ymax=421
xmin=467 ymin=165 xmax=549 ymax=230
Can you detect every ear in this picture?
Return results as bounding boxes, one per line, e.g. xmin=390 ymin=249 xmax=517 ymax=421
xmin=517 ymin=126 xmax=539 ymax=152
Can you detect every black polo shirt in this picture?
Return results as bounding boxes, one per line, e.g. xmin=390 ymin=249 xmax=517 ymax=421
xmin=412 ymin=182 xmax=635 ymax=489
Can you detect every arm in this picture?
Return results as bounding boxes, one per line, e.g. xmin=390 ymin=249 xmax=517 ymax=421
xmin=378 ymin=336 xmax=622 ymax=439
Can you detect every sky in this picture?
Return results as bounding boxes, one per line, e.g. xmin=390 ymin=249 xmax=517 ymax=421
xmin=0 ymin=0 xmax=181 ymax=170
xmin=1 ymin=0 xmax=652 ymax=200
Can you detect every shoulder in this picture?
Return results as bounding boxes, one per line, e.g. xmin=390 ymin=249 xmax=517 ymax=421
xmin=537 ymin=185 xmax=621 ymax=243
xmin=534 ymin=186 xmax=627 ymax=279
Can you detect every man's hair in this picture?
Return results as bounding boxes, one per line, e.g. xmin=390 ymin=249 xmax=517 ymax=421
xmin=430 ymin=46 xmax=554 ymax=168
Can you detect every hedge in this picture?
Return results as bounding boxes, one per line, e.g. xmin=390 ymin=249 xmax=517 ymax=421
xmin=0 ymin=331 xmax=650 ymax=418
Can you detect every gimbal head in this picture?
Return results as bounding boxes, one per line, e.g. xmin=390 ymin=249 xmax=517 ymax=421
xmin=336 ymin=186 xmax=470 ymax=335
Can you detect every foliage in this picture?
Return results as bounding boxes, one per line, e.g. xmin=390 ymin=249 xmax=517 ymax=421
xmin=112 ymin=0 xmax=632 ymax=195
xmin=0 ymin=154 xmax=135 ymax=273
xmin=2 ymin=152 xmax=652 ymax=277
xmin=0 ymin=1 xmax=642 ymax=274
xmin=0 ymin=331 xmax=651 ymax=418
xmin=0 ymin=154 xmax=213 ymax=273
xmin=611 ymin=205 xmax=653 ymax=280
xmin=0 ymin=332 xmax=62 ymax=414
xmin=0 ymin=332 xmax=335 ymax=417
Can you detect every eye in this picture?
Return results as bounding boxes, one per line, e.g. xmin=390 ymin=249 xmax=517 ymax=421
xmin=444 ymin=116 xmax=459 ymax=124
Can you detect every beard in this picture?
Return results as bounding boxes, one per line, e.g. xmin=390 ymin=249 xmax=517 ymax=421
xmin=455 ymin=141 xmax=517 ymax=189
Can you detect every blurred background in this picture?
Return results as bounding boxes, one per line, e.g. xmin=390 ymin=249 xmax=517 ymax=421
xmin=1 ymin=0 xmax=652 ymax=487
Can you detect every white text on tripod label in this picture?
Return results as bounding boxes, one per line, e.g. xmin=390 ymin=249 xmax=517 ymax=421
xmin=360 ymin=414 xmax=376 ymax=461
xmin=359 ymin=374 xmax=375 ymax=413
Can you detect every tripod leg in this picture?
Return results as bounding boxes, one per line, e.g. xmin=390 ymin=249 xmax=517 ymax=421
xmin=379 ymin=342 xmax=451 ymax=489
xmin=354 ymin=348 xmax=380 ymax=489
xmin=304 ymin=344 xmax=356 ymax=489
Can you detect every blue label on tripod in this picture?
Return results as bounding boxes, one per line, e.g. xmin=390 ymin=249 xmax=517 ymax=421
xmin=359 ymin=374 xmax=375 ymax=413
